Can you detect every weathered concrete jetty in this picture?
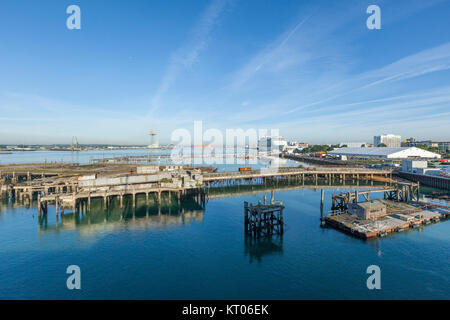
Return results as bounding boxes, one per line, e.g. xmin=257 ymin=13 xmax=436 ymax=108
xmin=36 ymin=165 xmax=205 ymax=216
xmin=0 ymin=162 xmax=394 ymax=220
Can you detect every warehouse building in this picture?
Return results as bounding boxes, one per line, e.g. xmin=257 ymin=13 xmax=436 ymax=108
xmin=327 ymin=147 xmax=441 ymax=159
xmin=401 ymin=160 xmax=443 ymax=176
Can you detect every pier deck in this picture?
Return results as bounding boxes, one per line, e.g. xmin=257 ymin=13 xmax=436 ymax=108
xmin=325 ymin=199 xmax=449 ymax=239
xmin=204 ymin=167 xmax=391 ymax=180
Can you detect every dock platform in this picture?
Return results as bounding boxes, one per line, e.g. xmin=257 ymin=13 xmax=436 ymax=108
xmin=325 ymin=200 xmax=449 ymax=239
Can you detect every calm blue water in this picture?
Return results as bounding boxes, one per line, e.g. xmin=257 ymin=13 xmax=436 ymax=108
xmin=0 ymin=148 xmax=303 ymax=172
xmin=0 ymin=186 xmax=449 ymax=300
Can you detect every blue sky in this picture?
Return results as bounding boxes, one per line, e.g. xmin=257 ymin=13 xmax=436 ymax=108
xmin=0 ymin=0 xmax=449 ymax=145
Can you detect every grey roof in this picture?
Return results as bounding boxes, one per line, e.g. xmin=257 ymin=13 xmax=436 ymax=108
xmin=356 ymin=201 xmax=386 ymax=210
xmin=328 ymin=147 xmax=404 ymax=156
xmin=328 ymin=147 xmax=417 ymax=156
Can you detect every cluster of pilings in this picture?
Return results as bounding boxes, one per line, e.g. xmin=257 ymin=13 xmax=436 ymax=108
xmin=38 ymin=187 xmax=208 ymax=218
xmin=0 ymin=186 xmax=36 ymax=206
xmin=0 ymin=171 xmax=53 ymax=184
xmin=330 ymin=182 xmax=420 ymax=214
xmin=384 ymin=182 xmax=420 ymax=203
xmin=244 ymin=192 xmax=285 ymax=238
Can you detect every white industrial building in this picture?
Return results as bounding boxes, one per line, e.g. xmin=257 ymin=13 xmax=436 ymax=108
xmin=374 ymin=134 xmax=401 ymax=147
xmin=401 ymin=160 xmax=443 ymax=176
xmin=328 ymin=147 xmax=441 ymax=159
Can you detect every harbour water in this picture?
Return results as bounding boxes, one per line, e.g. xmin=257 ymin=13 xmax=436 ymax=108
xmin=0 ymin=148 xmax=303 ymax=171
xmin=0 ymin=183 xmax=449 ymax=299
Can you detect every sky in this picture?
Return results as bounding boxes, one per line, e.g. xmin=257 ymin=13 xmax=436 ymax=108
xmin=0 ymin=0 xmax=449 ymax=145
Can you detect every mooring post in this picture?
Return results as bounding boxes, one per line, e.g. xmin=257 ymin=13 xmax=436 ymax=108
xmin=320 ymin=189 xmax=324 ymax=208
xmin=244 ymin=201 xmax=249 ymax=233
xmin=37 ymin=194 xmax=41 ymax=217
xmin=256 ymin=209 xmax=261 ymax=238
xmin=279 ymin=207 xmax=284 ymax=234
xmin=55 ymin=197 xmax=59 ymax=216
xmin=417 ymin=182 xmax=420 ymax=203
xmin=320 ymin=189 xmax=325 ymax=225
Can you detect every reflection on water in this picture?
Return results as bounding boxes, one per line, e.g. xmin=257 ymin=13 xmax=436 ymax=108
xmin=0 ymin=180 xmax=390 ymax=239
xmin=244 ymin=235 xmax=283 ymax=264
xmin=35 ymin=195 xmax=205 ymax=236
xmin=207 ymin=179 xmax=389 ymax=200
xmin=1 ymin=181 xmax=449 ymax=299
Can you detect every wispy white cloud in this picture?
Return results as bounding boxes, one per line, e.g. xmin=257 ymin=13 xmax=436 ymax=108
xmin=282 ymin=41 xmax=450 ymax=115
xmin=358 ymin=42 xmax=450 ymax=89
xmin=229 ymin=14 xmax=313 ymax=90
xmin=150 ymin=0 xmax=230 ymax=113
